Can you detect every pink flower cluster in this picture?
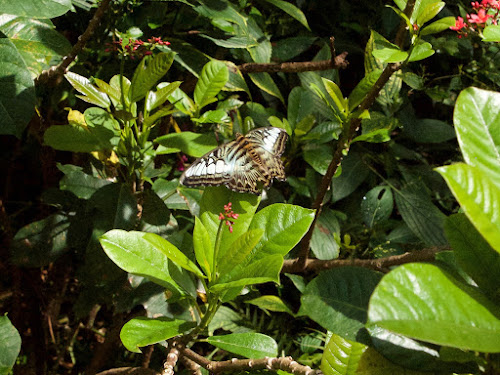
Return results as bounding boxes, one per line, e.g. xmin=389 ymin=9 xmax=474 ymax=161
xmin=450 ymin=0 xmax=500 ymax=38
xmin=105 ymin=37 xmax=171 ymax=59
xmin=218 ymin=202 xmax=239 ymax=233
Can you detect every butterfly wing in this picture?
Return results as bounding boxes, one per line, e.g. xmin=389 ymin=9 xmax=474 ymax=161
xmin=180 ymin=127 xmax=288 ymax=194
xmin=180 ymin=139 xmax=264 ymax=194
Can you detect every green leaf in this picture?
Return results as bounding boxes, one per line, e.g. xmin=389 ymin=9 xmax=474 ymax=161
xmin=168 ymin=86 xmax=195 ymax=115
xmin=372 ymin=47 xmax=408 ymax=63
xmin=361 ymin=186 xmax=393 ymax=228
xmin=394 ymin=184 xmax=447 ymax=246
xmin=331 ymin=151 xmax=370 ymax=202
xmin=403 ymin=118 xmax=456 ymax=143
xmin=321 ymin=333 xmax=366 ymax=375
xmin=402 ymin=71 xmax=424 ymax=89
xmin=207 ymin=333 xmax=278 ymax=358
xmin=217 ymin=229 xmax=264 ymax=276
xmin=0 ymin=0 xmax=72 ymax=18
xmin=416 ymin=1 xmax=444 ymax=26
xmin=367 ymin=263 xmax=500 ymax=352
xmin=248 ymin=72 xmax=284 ymax=103
xmin=193 ymin=109 xmax=230 ymax=124
xmin=420 ymin=16 xmax=456 ymax=36
xmin=57 ymin=164 xmax=112 ymax=199
xmin=263 ymin=0 xmax=310 ymax=30
xmin=408 ymin=41 xmax=435 ymax=62
xmin=247 ymin=203 xmax=315 ymax=258
xmin=0 ymin=15 xmax=71 ymax=78
xmin=310 ymin=208 xmax=340 ymax=260
xmin=288 ymin=86 xmax=315 ymax=129
xmin=99 ymin=230 xmax=189 ymax=296
xmin=453 ymin=87 xmax=500 ymax=186
xmin=143 ymin=105 xmax=176 ymax=128
xmin=322 ymin=78 xmax=347 ymax=114
xmin=224 ymin=61 xmax=251 ymax=95
xmin=199 ymin=186 xmax=260 ymax=261
xmin=437 ymin=164 xmax=500 ymax=254
xmin=65 ymin=71 xmax=110 ymax=108
xmin=445 ymin=214 xmax=500 ymax=300
xmin=211 ymin=255 xmax=283 ymax=292
xmin=155 ymin=131 xmax=218 ymax=157
xmin=200 ymin=34 xmax=257 ymax=48
xmin=120 ymin=317 xmax=195 ymax=353
xmin=129 ymin=52 xmax=175 ymax=103
xmin=0 ymin=316 xmax=21 ymax=375
xmin=193 ymin=217 xmax=213 ymax=281
xmin=299 ymin=267 xmax=383 ymax=340
xmin=303 ymin=143 xmax=333 ymax=175
xmin=0 ymin=33 xmax=35 ymax=138
xmin=145 ymin=81 xmax=182 ymax=112
xmin=11 ymin=214 xmax=70 ymax=267
xmin=143 ymin=232 xmax=205 ymax=278
xmin=348 ymin=70 xmax=382 ymax=111
xmin=245 ymin=295 xmax=294 ymax=315
xmin=194 ymin=60 xmax=229 ymax=109
xmin=483 ymin=25 xmax=500 ymax=42
xmin=44 ymin=124 xmax=105 ymax=152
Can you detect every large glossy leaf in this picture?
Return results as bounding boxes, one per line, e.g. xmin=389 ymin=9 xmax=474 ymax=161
xmin=321 ymin=333 xmax=366 ymax=375
xmin=207 ymin=333 xmax=278 ymax=358
xmin=194 ymin=60 xmax=228 ymax=109
xmin=0 ymin=33 xmax=35 ymax=137
xmin=367 ymin=263 xmax=500 ymax=352
xmin=394 ymin=184 xmax=447 ymax=246
xmin=155 ymin=131 xmax=218 ymax=157
xmin=453 ymin=87 xmax=500 ymax=187
xmin=437 ymin=164 xmax=500 ymax=254
xmin=143 ymin=233 xmax=205 ymax=278
xmin=99 ymin=230 xmax=189 ymax=297
xmin=331 ymin=151 xmax=370 ymax=202
xmin=0 ymin=316 xmax=21 ymax=375
xmin=199 ymin=186 xmax=260 ymax=259
xmin=287 ymin=86 xmax=314 ymax=130
xmin=445 ymin=214 xmax=500 ymax=300
xmin=129 ymin=52 xmax=175 ymax=103
xmin=217 ymin=229 xmax=264 ymax=276
xmin=298 ymin=267 xmax=382 ymax=340
xmin=120 ymin=317 xmax=195 ymax=353
xmin=348 ymin=70 xmax=382 ymax=111
xmin=0 ymin=15 xmax=71 ymax=77
xmin=0 ymin=0 xmax=72 ymax=18
xmin=416 ymin=1 xmax=444 ymax=26
xmin=247 ymin=203 xmax=315 ymax=258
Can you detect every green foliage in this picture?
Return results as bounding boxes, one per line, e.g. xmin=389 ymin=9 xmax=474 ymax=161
xmin=4 ymin=0 xmax=500 ymax=373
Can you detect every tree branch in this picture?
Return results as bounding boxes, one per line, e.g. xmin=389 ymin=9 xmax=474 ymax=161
xmin=162 ymin=347 xmax=180 ymax=375
xmin=237 ymin=52 xmax=348 ymax=74
xmin=295 ymin=0 xmax=416 ymax=270
xmin=282 ymin=246 xmax=447 ymax=274
xmin=178 ymin=344 xmax=322 ymax=375
xmin=35 ymin=0 xmax=112 ymax=85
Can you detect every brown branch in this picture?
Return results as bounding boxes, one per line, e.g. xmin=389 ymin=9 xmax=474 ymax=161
xmin=295 ymin=0 xmax=416 ymax=270
xmin=179 ymin=355 xmax=202 ymax=375
xmin=96 ymin=367 xmax=159 ymax=375
xmin=282 ymin=246 xmax=447 ymax=274
xmin=178 ymin=344 xmax=321 ymax=375
xmin=237 ymin=52 xmax=348 ymax=74
xmin=162 ymin=347 xmax=180 ymax=375
xmin=35 ymin=0 xmax=112 ymax=85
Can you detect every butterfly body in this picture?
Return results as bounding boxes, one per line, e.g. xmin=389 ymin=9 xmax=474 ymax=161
xmin=180 ymin=127 xmax=288 ymax=194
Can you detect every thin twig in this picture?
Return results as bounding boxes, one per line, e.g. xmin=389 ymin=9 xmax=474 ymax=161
xmin=35 ymin=0 xmax=113 ymax=85
xmin=295 ymin=0 xmax=416 ymax=270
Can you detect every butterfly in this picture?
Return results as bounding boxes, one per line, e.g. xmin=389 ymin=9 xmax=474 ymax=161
xmin=180 ymin=127 xmax=288 ymax=194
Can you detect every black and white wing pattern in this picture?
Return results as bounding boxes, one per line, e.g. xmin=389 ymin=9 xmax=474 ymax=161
xmin=180 ymin=127 xmax=288 ymax=194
